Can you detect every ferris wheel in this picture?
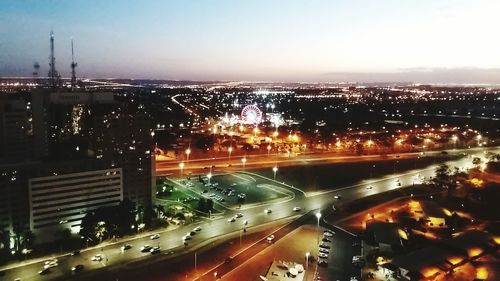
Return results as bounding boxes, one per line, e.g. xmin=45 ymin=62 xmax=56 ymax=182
xmin=241 ymin=104 xmax=263 ymax=124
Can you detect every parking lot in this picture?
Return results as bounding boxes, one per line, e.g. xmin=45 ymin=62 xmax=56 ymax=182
xmin=180 ymin=172 xmax=294 ymax=209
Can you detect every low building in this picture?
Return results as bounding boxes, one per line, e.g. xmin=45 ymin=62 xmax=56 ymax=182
xmin=28 ymin=168 xmax=123 ymax=243
xmin=365 ymin=222 xmax=404 ymax=252
xmin=388 ymin=246 xmax=464 ymax=280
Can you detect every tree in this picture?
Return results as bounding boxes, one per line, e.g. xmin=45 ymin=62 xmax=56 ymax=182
xmin=20 ymin=230 xmax=35 ymax=249
xmin=197 ymin=198 xmax=207 ymax=212
xmin=57 ymin=228 xmax=72 ymax=249
xmin=94 ymin=221 xmax=107 ymax=243
xmin=433 ymin=164 xmax=451 ymax=189
xmin=206 ymin=199 xmax=214 ymax=211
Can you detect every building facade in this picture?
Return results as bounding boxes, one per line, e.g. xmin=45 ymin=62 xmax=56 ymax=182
xmin=28 ymin=167 xmax=123 ymax=243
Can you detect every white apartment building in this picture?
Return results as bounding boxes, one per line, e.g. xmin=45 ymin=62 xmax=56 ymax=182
xmin=29 ymin=168 xmax=123 ymax=243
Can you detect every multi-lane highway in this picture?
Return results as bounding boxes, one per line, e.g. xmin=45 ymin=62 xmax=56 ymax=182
xmin=0 ymin=146 xmax=496 ymax=281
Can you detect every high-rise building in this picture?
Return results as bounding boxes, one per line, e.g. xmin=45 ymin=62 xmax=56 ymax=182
xmin=0 ymin=94 xmax=29 ymax=163
xmin=92 ymin=110 xmax=154 ymax=208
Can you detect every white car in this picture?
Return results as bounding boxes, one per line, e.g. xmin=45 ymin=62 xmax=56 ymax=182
xmin=366 ymin=185 xmax=373 ymax=189
xmin=140 ymin=245 xmax=152 ymax=252
xmin=44 ymin=259 xmax=58 ymax=266
xmin=323 ymin=230 xmax=335 ymax=237
xmin=318 ymin=252 xmax=328 ymax=258
xmin=193 ymin=226 xmax=202 ymax=232
xmin=264 ymin=209 xmax=272 ymax=214
xmin=293 ymin=207 xmax=301 ymax=212
xmin=43 ymin=261 xmax=58 ymax=269
xmin=150 ymin=246 xmax=161 ymax=255
xmin=333 ymin=195 xmax=341 ymax=199
xmin=235 ymin=213 xmax=243 ymax=218
xmin=228 ymin=217 xmax=236 ymax=223
xmin=91 ymin=254 xmax=102 ymax=262
xmin=266 ymin=235 xmax=275 ymax=243
xmin=150 ymin=233 xmax=160 ymax=240
xmin=183 ymin=234 xmax=192 ymax=240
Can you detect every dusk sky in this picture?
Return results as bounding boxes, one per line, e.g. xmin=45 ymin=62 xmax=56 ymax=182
xmin=1 ymin=0 xmax=500 ymax=83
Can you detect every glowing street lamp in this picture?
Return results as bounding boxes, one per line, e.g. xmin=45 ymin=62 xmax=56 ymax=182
xmin=207 ymin=173 xmax=212 ymax=184
xmin=267 ymin=145 xmax=272 ymax=156
xmin=305 ymin=252 xmax=310 ymax=270
xmin=315 ymin=212 xmax=322 ymax=244
xmin=272 ymin=166 xmax=278 ymax=180
xmin=241 ymin=157 xmax=247 ymax=170
xmin=179 ymin=162 xmax=185 ymax=177
xmin=228 ymin=147 xmax=233 ymax=164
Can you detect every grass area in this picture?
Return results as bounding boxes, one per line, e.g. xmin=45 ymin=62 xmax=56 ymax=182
xmin=157 ymin=179 xmax=199 ymax=209
xmin=254 ymin=154 xmax=462 ymax=192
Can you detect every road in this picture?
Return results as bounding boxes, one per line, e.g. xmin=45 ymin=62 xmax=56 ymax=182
xmin=156 ymin=148 xmax=473 ymax=176
xmin=0 ymin=146 xmax=497 ymax=281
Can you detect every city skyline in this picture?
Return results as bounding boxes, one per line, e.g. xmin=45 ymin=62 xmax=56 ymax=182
xmin=2 ymin=0 xmax=500 ymax=83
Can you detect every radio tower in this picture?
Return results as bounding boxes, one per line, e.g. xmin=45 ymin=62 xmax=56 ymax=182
xmin=48 ymin=30 xmax=59 ymax=88
xmin=70 ymin=38 xmax=78 ymax=90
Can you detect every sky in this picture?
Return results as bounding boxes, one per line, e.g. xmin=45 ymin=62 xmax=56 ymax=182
xmin=1 ymin=0 xmax=500 ymax=83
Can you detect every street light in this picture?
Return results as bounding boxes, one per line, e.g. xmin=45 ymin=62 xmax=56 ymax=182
xmin=179 ymin=162 xmax=185 ymax=177
xmin=272 ymin=166 xmax=278 ymax=180
xmin=315 ymin=212 xmax=322 ymax=244
xmin=305 ymin=252 xmax=310 ymax=270
xmin=267 ymin=145 xmax=272 ymax=156
xmin=207 ymin=173 xmax=212 ymax=184
xmin=241 ymin=157 xmax=247 ymax=170
xmin=228 ymin=147 xmax=233 ymax=165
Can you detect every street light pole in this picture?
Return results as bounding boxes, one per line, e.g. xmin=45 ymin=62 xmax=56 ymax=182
xmin=241 ymin=157 xmax=246 ymax=171
xmin=272 ymin=166 xmax=278 ymax=181
xmin=315 ymin=212 xmax=322 ymax=245
xmin=305 ymin=252 xmax=310 ymax=270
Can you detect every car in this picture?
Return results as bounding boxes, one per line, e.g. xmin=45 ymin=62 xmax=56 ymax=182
xmin=266 ymin=235 xmax=275 ymax=243
xmin=224 ymin=256 xmax=233 ymax=263
xmin=235 ymin=213 xmax=243 ymax=218
xmin=397 ymin=182 xmax=401 ymax=186
xmin=140 ymin=245 xmax=152 ymax=252
xmin=322 ymin=237 xmax=331 ymax=242
xmin=188 ymin=231 xmax=196 ymax=236
xmin=333 ymin=195 xmax=342 ymax=199
xmin=318 ymin=253 xmax=328 ymax=258
xmin=366 ymin=185 xmax=373 ymax=189
xmin=150 ymin=246 xmax=161 ymax=255
xmin=121 ymin=244 xmax=132 ymax=251
xmin=71 ymin=264 xmax=84 ymax=272
xmin=395 ymin=178 xmax=400 ymax=182
xmin=323 ymin=230 xmax=335 ymax=237
xmin=44 ymin=259 xmax=58 ymax=265
xmin=193 ymin=226 xmax=202 ymax=232
xmin=71 ymin=250 xmax=80 ymax=256
xmin=318 ymin=259 xmax=328 ymax=267
xmin=230 ymin=183 xmax=237 ymax=187
xmin=319 ymin=248 xmax=329 ymax=254
xmin=243 ymin=220 xmax=248 ymax=225
xmin=38 ymin=268 xmax=50 ymax=275
xmin=293 ymin=207 xmax=301 ymax=212
xmin=150 ymin=233 xmax=160 ymax=240
xmin=183 ymin=234 xmax=192 ymax=240
xmin=44 ymin=259 xmax=58 ymax=269
xmin=264 ymin=209 xmax=272 ymax=214
xmin=319 ymin=242 xmax=331 ymax=249
xmin=91 ymin=254 xmax=102 ymax=261
xmin=228 ymin=217 xmax=236 ymax=223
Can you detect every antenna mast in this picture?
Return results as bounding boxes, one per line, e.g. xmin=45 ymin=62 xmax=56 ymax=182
xmin=48 ymin=31 xmax=59 ymax=88
xmin=70 ymin=38 xmax=78 ymax=90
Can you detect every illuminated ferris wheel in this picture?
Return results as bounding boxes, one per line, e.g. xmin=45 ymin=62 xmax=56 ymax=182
xmin=241 ymin=104 xmax=263 ymax=124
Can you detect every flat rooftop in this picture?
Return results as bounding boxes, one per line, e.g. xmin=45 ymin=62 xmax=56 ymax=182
xmin=265 ymin=260 xmax=305 ymax=281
